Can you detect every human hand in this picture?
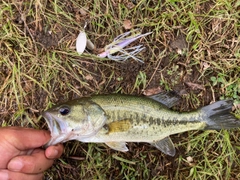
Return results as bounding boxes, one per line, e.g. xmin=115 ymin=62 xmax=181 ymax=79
xmin=0 ymin=127 xmax=63 ymax=180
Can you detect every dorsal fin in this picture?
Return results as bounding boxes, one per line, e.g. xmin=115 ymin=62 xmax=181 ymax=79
xmin=149 ymin=91 xmax=181 ymax=108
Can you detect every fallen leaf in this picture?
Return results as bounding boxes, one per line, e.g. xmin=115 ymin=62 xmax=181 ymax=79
xmin=232 ymin=103 xmax=240 ymax=111
xmin=185 ymin=82 xmax=205 ymax=91
xmin=202 ymin=62 xmax=210 ymax=70
xmin=79 ymin=8 xmax=87 ymax=16
xmin=177 ymin=49 xmax=183 ymax=55
xmin=85 ymin=74 xmax=93 ymax=80
xmin=123 ymin=19 xmax=132 ymax=30
xmin=186 ymin=156 xmax=193 ymax=163
xmin=143 ymin=87 xmax=162 ymax=96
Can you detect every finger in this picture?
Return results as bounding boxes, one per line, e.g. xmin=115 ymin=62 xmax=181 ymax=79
xmin=8 ymin=149 xmax=54 ymax=174
xmin=1 ymin=127 xmax=51 ymax=150
xmin=0 ymin=170 xmax=43 ymax=180
xmin=45 ymin=144 xmax=64 ymax=159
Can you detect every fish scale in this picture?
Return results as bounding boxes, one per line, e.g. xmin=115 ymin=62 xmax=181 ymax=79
xmin=94 ymin=113 xmax=206 ymax=142
xmin=43 ymin=93 xmax=240 ymax=156
xmin=84 ymin=96 xmax=206 ymax=142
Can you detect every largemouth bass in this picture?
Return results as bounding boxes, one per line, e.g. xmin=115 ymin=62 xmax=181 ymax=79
xmin=42 ymin=93 xmax=240 ymax=156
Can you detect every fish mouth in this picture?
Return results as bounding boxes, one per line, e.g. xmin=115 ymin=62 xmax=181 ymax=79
xmin=42 ymin=112 xmax=56 ymax=134
xmin=42 ymin=111 xmax=70 ymax=147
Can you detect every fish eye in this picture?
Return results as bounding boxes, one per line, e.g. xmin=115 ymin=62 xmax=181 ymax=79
xmin=59 ymin=106 xmax=70 ymax=116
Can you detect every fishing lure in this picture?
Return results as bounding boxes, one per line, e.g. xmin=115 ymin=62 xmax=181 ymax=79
xmin=98 ymin=29 xmax=152 ymax=63
xmin=76 ymin=22 xmax=95 ymax=55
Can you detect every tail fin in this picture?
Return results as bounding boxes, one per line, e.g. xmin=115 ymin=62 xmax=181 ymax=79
xmin=201 ymin=100 xmax=240 ymax=130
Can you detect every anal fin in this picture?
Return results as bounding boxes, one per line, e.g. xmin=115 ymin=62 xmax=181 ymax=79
xmin=151 ymin=136 xmax=176 ymax=156
xmin=105 ymin=142 xmax=129 ymax=152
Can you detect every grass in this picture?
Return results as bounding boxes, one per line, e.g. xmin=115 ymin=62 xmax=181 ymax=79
xmin=0 ymin=0 xmax=240 ymax=179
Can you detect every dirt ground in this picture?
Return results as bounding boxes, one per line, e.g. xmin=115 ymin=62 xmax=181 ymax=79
xmin=1 ymin=0 xmax=240 ymax=179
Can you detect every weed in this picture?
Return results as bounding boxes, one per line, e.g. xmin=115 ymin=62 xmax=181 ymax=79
xmin=0 ymin=0 xmax=239 ymax=179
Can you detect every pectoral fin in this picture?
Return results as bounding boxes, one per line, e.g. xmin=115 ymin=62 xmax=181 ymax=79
xmin=105 ymin=142 xmax=129 ymax=152
xmin=151 ymin=136 xmax=176 ymax=156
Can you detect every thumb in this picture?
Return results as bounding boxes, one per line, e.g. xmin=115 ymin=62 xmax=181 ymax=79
xmin=3 ymin=127 xmax=51 ymax=150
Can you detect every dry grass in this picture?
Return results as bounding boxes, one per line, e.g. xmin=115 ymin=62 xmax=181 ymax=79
xmin=0 ymin=0 xmax=240 ymax=179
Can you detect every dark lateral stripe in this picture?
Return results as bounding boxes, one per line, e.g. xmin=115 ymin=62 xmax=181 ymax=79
xmin=161 ymin=119 xmax=201 ymax=127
